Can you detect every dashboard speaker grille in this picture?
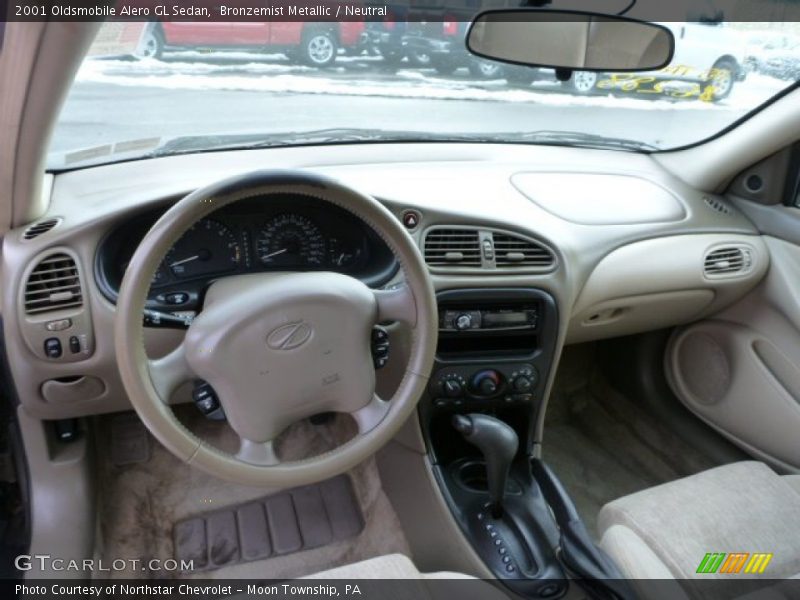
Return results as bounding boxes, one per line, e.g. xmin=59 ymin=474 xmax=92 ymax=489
xmin=23 ymin=218 xmax=61 ymax=240
xmin=493 ymin=233 xmax=555 ymax=269
xmin=704 ymin=247 xmax=748 ymax=276
xmin=703 ymin=196 xmax=732 ymax=215
xmin=424 ymin=228 xmax=481 ymax=267
xmin=24 ymin=254 xmax=83 ymax=314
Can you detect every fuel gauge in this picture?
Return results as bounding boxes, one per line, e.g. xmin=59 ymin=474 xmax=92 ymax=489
xmin=328 ymin=237 xmax=363 ymax=271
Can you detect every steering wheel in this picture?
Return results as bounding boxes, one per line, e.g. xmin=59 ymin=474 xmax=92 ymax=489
xmin=114 ymin=171 xmax=437 ymax=487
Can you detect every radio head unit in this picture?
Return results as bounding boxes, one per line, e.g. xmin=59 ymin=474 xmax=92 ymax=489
xmin=440 ymin=308 xmax=539 ymax=332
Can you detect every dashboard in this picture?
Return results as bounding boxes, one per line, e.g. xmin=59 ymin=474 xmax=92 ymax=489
xmin=0 ymin=142 xmax=771 ymax=422
xmin=94 ymin=195 xmax=398 ymax=316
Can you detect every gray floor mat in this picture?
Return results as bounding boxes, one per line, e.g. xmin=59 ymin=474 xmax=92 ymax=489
xmin=174 ymin=474 xmax=364 ymax=572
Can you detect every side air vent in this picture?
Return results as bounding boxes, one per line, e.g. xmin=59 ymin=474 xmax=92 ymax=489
xmin=494 ymin=233 xmax=555 ymax=269
xmin=24 ymin=254 xmax=83 ymax=314
xmin=704 ymin=246 xmax=751 ymax=277
xmin=424 ymin=228 xmax=481 ymax=267
xmin=703 ymin=196 xmax=732 ymax=215
xmin=23 ymin=218 xmax=61 ymax=240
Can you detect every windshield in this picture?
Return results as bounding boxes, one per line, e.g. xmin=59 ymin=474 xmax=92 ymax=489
xmin=49 ymin=17 xmax=800 ymax=168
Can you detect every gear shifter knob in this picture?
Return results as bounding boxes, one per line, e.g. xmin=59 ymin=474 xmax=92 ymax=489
xmin=453 ymin=414 xmax=519 ymax=517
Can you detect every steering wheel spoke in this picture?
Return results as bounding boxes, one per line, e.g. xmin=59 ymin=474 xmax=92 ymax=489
xmin=147 ymin=342 xmax=195 ymax=401
xmin=236 ymin=438 xmax=280 ymax=466
xmin=351 ymin=393 xmax=391 ymax=434
xmin=374 ymin=284 xmax=417 ymax=326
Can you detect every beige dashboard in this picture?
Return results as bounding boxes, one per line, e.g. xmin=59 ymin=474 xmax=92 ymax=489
xmin=1 ymin=142 xmax=767 ymax=420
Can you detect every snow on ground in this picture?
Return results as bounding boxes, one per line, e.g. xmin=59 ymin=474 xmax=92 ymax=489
xmin=74 ymin=51 xmax=791 ymax=113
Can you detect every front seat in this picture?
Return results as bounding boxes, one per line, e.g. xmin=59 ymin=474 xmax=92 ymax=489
xmin=303 ymin=554 xmax=509 ymax=600
xmin=598 ymin=462 xmax=800 ymax=598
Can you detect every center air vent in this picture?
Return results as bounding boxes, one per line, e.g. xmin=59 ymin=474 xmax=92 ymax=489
xmin=24 ymin=254 xmax=83 ymax=314
xmin=493 ymin=233 xmax=556 ymax=269
xmin=424 ymin=227 xmax=556 ymax=272
xmin=23 ymin=218 xmax=61 ymax=240
xmin=424 ymin=228 xmax=482 ymax=267
xmin=704 ymin=246 xmax=751 ymax=277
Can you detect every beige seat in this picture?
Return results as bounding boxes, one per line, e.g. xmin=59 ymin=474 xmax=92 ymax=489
xmin=598 ymin=462 xmax=800 ymax=599
xmin=303 ymin=554 xmax=509 ymax=600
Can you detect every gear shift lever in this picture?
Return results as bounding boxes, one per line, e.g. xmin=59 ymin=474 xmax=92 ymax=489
xmin=453 ymin=414 xmax=519 ymax=518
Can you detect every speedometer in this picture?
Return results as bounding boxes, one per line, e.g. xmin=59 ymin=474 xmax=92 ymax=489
xmin=257 ymin=214 xmax=326 ymax=267
xmin=166 ymin=219 xmax=241 ymax=279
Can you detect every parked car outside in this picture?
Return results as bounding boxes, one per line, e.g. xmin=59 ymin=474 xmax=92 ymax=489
xmin=744 ymin=30 xmax=794 ymax=72
xmin=137 ymin=20 xmax=366 ymax=67
xmin=567 ymin=21 xmax=747 ymax=101
xmin=401 ymin=19 xmax=538 ymax=84
xmin=753 ymin=34 xmax=800 ymax=79
xmin=360 ymin=3 xmax=412 ymax=66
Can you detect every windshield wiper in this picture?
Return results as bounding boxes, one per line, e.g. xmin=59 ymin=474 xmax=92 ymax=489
xmin=499 ymin=130 xmax=659 ymax=152
xmin=53 ymin=128 xmax=658 ymax=169
xmin=145 ymin=128 xmax=658 ymax=157
xmin=145 ymin=129 xmax=475 ymax=157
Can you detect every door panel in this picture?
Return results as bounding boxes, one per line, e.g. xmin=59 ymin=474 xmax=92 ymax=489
xmin=224 ymin=22 xmax=270 ymax=46
xmin=161 ymin=23 xmax=235 ymax=46
xmin=667 ymin=236 xmax=800 ymax=471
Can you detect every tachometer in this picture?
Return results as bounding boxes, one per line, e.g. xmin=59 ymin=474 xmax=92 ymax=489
xmin=166 ymin=219 xmax=241 ymax=279
xmin=257 ymin=214 xmax=326 ymax=267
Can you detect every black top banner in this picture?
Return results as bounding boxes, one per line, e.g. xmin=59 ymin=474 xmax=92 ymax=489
xmin=3 ymin=0 xmax=800 ymax=22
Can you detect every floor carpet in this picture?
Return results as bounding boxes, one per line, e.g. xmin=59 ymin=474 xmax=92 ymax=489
xmin=542 ymin=345 xmax=720 ymax=539
xmin=94 ymin=405 xmax=411 ymax=579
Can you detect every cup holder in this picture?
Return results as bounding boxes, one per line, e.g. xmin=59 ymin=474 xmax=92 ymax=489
xmin=451 ymin=459 xmax=523 ymax=495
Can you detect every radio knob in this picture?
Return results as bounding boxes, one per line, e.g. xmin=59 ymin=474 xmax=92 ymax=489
xmin=455 ymin=313 xmax=473 ymax=331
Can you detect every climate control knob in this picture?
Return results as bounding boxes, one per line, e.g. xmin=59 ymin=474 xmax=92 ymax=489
xmin=471 ymin=369 xmax=502 ymax=397
xmin=443 ymin=379 xmax=464 ymax=398
xmin=480 ymin=378 xmax=497 ymax=395
xmin=513 ymin=376 xmax=533 ymax=393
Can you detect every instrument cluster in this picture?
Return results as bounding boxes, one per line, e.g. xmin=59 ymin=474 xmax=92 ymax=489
xmin=95 ymin=195 xmax=398 ymax=313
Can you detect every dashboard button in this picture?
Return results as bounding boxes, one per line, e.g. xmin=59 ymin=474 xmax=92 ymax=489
xmin=512 ymin=394 xmax=534 ymax=403
xmin=44 ymin=338 xmax=62 ymax=359
xmin=401 ymin=210 xmax=421 ymax=230
xmin=482 ymin=239 xmax=494 ymax=260
xmin=165 ymin=292 xmax=189 ymax=305
xmin=68 ymin=336 xmax=81 ymax=354
xmin=45 ymin=318 xmax=72 ymax=332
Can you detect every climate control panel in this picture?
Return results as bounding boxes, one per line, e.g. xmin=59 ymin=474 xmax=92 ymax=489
xmin=429 ymin=363 xmax=539 ymax=410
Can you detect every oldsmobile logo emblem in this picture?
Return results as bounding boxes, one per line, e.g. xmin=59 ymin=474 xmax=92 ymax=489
xmin=266 ymin=321 xmax=313 ymax=350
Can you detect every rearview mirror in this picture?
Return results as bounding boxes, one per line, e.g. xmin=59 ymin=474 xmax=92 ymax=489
xmin=467 ymin=10 xmax=674 ymax=72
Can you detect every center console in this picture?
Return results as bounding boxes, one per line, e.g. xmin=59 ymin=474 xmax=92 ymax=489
xmin=421 ymin=288 xmax=559 ymax=461
xmin=417 ymin=288 xmax=631 ymax=598
xmin=419 ymin=288 xmax=569 ymax=598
